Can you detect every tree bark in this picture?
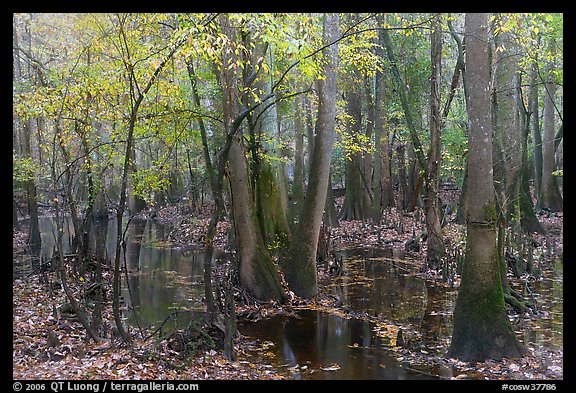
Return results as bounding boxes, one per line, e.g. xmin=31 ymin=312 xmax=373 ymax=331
xmin=282 ymin=13 xmax=339 ymax=299
xmin=449 ymin=13 xmax=526 ymax=361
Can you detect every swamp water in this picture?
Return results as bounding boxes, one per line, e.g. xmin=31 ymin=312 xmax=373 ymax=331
xmin=30 ymin=216 xmax=563 ymax=380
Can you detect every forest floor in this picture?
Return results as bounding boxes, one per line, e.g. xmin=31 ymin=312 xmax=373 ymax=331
xmin=13 ymin=199 xmax=563 ymax=380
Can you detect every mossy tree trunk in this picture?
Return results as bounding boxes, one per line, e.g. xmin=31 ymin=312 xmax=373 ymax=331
xmin=251 ymin=45 xmax=291 ymax=248
xmin=449 ymin=13 xmax=526 ymax=361
xmin=227 ymin=136 xmax=285 ymax=301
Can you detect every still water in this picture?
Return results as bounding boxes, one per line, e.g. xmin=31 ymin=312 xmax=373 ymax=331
xmin=32 ymin=216 xmax=563 ymax=380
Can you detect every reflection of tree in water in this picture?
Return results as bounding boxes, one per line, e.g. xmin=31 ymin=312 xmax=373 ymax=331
xmin=339 ymin=248 xmax=427 ymax=326
xmin=120 ymin=219 xmax=221 ymax=331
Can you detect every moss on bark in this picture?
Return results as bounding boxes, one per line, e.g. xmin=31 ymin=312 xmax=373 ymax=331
xmin=448 ymin=225 xmax=526 ymax=361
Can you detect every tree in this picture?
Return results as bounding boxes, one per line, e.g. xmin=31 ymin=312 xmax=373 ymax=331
xmin=13 ymin=14 xmax=41 ymax=251
xmin=282 ymin=13 xmax=340 ymax=298
xmin=448 ymin=13 xmax=526 ymax=361
xmin=382 ymin=14 xmax=446 ymax=270
xmin=423 ymin=13 xmax=445 ymax=270
xmin=372 ymin=14 xmax=394 ymax=223
xmin=338 ymin=87 xmax=372 ymax=221
xmin=219 ymin=14 xmax=285 ymax=302
xmin=541 ymin=35 xmax=563 ymax=212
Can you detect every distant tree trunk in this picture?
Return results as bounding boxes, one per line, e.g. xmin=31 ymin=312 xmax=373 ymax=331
xmin=128 ymin=145 xmax=147 ymax=215
xmin=493 ymin=17 xmax=522 ymax=227
xmin=456 ymin=158 xmax=468 ymax=225
xmin=339 ymin=89 xmax=371 ymax=221
xmin=382 ymin=27 xmax=427 ymax=173
xmin=449 ymin=16 xmax=468 ymax=226
xmin=518 ymin=74 xmax=545 ymax=234
xmin=290 ymin=95 xmax=306 ymax=227
xmin=424 ymin=14 xmax=445 ymax=270
xmin=323 ymin=171 xmax=339 ymax=228
xmin=541 ymin=37 xmax=563 ymax=212
xmin=282 ymin=13 xmax=339 ymax=299
xmin=529 ymin=56 xmax=543 ymax=211
xmin=395 ymin=144 xmax=407 ymax=234
xmin=186 ymin=58 xmax=218 ymax=319
xmin=13 ymin=22 xmax=41 ymax=250
xmin=13 ymin=197 xmax=20 ymax=231
xmin=304 ymin=95 xmax=315 ymax=180
xmin=373 ymin=17 xmax=393 ymax=222
xmin=22 ymin=119 xmax=42 ymax=250
xmin=448 ymin=13 xmax=526 ymax=361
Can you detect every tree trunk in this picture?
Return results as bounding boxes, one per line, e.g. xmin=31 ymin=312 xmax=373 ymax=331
xmin=186 ymin=58 xmax=219 ymax=319
xmin=517 ymin=73 xmax=545 ymax=234
xmin=22 ymin=119 xmax=42 ymax=250
xmin=449 ymin=13 xmax=526 ymax=361
xmin=323 ymin=172 xmax=339 ymax=228
xmin=13 ymin=21 xmax=41 ymax=250
xmin=372 ymin=20 xmax=394 ymax=221
xmin=304 ymin=95 xmax=315 ymax=180
xmin=395 ymin=144 xmax=407 ymax=234
xmin=227 ymin=136 xmax=285 ymax=301
xmin=541 ymin=37 xmax=563 ymax=212
xmin=339 ymin=89 xmax=371 ymax=221
xmin=256 ymin=160 xmax=291 ymax=247
xmin=291 ymin=95 xmax=306 ymax=227
xmin=494 ymin=18 xmax=522 ymax=226
xmin=455 ymin=157 xmax=468 ymax=225
xmin=253 ymin=48 xmax=291 ymax=247
xmin=424 ymin=14 xmax=445 ymax=270
xmin=529 ymin=60 xmax=543 ymax=211
xmin=282 ymin=13 xmax=339 ymax=299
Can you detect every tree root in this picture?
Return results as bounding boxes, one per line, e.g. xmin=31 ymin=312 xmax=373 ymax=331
xmin=504 ymin=290 xmax=532 ymax=314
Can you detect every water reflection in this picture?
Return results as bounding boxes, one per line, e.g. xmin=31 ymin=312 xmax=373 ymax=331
xmin=121 ymin=219 xmax=225 ymax=330
xmin=238 ymin=247 xmax=451 ymax=380
xmin=239 ymin=309 xmax=431 ymax=380
xmin=33 ymin=216 xmax=224 ymax=331
xmin=335 ymin=248 xmax=429 ymax=325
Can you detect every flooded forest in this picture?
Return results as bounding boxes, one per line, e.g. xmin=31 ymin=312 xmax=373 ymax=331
xmin=13 ymin=13 xmax=563 ymax=382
